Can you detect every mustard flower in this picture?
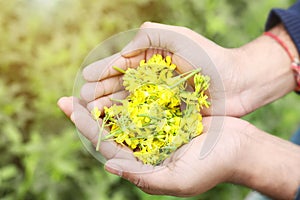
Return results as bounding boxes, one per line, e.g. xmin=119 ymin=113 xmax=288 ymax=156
xmin=92 ymin=54 xmax=210 ymax=165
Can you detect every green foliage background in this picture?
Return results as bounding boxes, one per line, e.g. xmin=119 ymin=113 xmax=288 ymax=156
xmin=1 ymin=0 xmax=299 ymax=199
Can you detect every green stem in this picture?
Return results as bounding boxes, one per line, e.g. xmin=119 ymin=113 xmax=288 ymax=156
xmin=109 ymin=98 xmax=123 ymax=103
xmin=170 ymin=68 xmax=201 ymax=89
xmin=103 ymin=129 xmax=122 ymax=140
xmin=161 ymin=145 xmax=176 ymax=150
xmin=96 ymin=117 xmax=107 ymax=151
xmin=176 ymin=70 xmax=195 ymax=78
xmin=113 ymin=66 xmax=126 ymax=74
xmin=137 ymin=114 xmax=160 ymax=120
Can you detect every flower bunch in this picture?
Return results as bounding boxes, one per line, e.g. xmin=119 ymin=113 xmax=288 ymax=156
xmin=92 ymin=54 xmax=210 ymax=165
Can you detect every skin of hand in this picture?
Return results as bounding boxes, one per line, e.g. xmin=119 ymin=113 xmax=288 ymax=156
xmin=57 ymin=96 xmax=300 ymax=199
xmin=79 ymin=22 xmax=297 ymax=118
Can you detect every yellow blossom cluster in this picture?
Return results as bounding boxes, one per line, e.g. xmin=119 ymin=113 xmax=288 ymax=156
xmin=92 ymin=54 xmax=210 ymax=165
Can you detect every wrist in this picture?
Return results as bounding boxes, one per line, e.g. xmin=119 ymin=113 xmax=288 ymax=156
xmin=236 ymin=24 xmax=297 ymax=112
xmin=232 ymin=125 xmax=300 ymax=199
xmin=268 ymin=23 xmax=299 ymax=59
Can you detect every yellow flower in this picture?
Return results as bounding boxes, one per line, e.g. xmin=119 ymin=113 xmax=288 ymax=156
xmin=140 ymin=54 xmax=176 ymax=70
xmin=196 ymin=122 xmax=203 ymax=136
xmin=115 ymin=132 xmax=128 ymax=144
xmin=92 ymin=54 xmax=210 ymax=165
xmin=198 ymin=95 xmax=209 ymax=108
xmin=130 ymin=138 xmax=139 ymax=149
xmin=91 ymin=107 xmax=101 ymax=120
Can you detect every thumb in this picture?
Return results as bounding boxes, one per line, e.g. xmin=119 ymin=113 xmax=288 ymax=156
xmin=105 ymin=158 xmax=156 ymax=178
xmin=121 ymin=22 xmax=186 ymax=58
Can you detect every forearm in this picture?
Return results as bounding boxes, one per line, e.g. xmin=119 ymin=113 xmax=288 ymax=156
xmin=237 ymin=24 xmax=298 ymax=112
xmin=232 ymin=126 xmax=300 ymax=199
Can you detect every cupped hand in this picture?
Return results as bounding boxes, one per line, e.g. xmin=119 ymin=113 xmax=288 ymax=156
xmin=57 ymin=96 xmax=252 ymax=196
xmin=104 ymin=116 xmax=252 ymax=196
xmin=80 ymin=22 xmax=252 ymax=117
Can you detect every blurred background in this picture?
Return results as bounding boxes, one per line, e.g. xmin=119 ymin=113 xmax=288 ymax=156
xmin=1 ymin=0 xmax=299 ymax=199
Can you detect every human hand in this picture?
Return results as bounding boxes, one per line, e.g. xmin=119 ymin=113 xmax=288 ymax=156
xmin=58 ymin=97 xmax=300 ymax=198
xmin=104 ymin=115 xmax=300 ymax=199
xmin=80 ymin=22 xmax=246 ymax=117
xmin=103 ymin=116 xmax=250 ymax=196
xmin=81 ymin=22 xmax=297 ymax=117
xmin=57 ymin=96 xmax=249 ymax=195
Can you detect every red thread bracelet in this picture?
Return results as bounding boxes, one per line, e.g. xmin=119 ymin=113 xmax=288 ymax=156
xmin=264 ymin=31 xmax=300 ymax=92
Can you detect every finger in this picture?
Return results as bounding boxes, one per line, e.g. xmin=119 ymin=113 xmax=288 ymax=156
xmin=82 ymin=52 xmax=143 ymax=82
xmin=71 ymin=106 xmax=99 ymax=146
xmin=57 ymin=96 xmax=84 ymax=117
xmin=121 ymin=22 xmax=190 ymax=58
xmin=57 ymin=96 xmax=74 ymax=117
xmin=80 ymin=75 xmax=124 ymax=102
xmin=122 ymin=22 xmax=217 ymax=56
xmin=81 ymin=48 xmax=176 ymax=103
xmin=86 ymin=90 xmax=129 ymax=112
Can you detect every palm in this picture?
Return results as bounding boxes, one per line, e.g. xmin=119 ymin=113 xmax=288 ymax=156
xmin=104 ymin=116 xmax=249 ymax=196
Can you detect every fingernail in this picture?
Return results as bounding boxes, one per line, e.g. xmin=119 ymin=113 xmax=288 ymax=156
xmin=57 ymin=97 xmax=66 ymax=107
xmin=57 ymin=96 xmax=73 ymax=107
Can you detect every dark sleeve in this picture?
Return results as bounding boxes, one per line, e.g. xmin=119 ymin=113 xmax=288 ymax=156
xmin=295 ymin=187 xmax=300 ymax=200
xmin=265 ymin=1 xmax=300 ymax=54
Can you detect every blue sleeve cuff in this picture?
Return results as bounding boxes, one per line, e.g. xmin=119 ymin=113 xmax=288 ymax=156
xmin=265 ymin=1 xmax=300 ymax=54
xmin=295 ymin=187 xmax=300 ymax=200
